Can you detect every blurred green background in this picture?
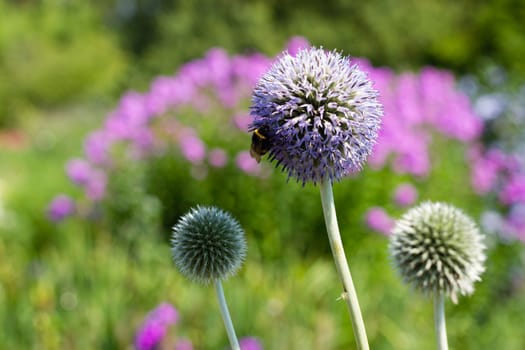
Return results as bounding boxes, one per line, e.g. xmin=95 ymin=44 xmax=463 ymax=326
xmin=1 ymin=0 xmax=524 ymax=349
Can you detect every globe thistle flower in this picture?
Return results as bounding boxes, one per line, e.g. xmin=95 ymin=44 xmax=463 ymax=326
xmin=389 ymin=202 xmax=486 ymax=303
xmin=171 ymin=206 xmax=247 ymax=284
xmin=250 ymin=47 xmax=383 ymax=184
xmin=171 ymin=206 xmax=246 ymax=350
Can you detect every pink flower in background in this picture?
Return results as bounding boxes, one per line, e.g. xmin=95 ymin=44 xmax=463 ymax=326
xmin=208 ymin=148 xmax=228 ymax=168
xmin=179 ymin=134 xmax=206 ymax=164
xmin=47 ymin=195 xmax=75 ymax=222
xmin=236 ymin=151 xmax=261 ymax=176
xmin=231 ymin=53 xmax=272 ymax=86
xmin=469 ymin=147 xmax=501 ymax=194
xmin=362 ymin=63 xmax=482 ymax=177
xmin=499 ymin=175 xmax=525 ymax=205
xmin=174 ymin=338 xmax=194 ymax=350
xmin=395 ymin=73 xmax=423 ymax=124
xmin=66 ymin=158 xmax=93 ymax=185
xmin=129 ymin=128 xmax=156 ymax=157
xmin=286 ymin=36 xmax=311 ymax=56
xmin=84 ymin=130 xmax=113 ymax=166
xmin=240 ymin=337 xmax=263 ymax=350
xmin=365 ymin=207 xmax=395 ymax=235
xmin=135 ymin=303 xmax=179 ymax=350
xmin=145 ymin=77 xmax=173 ymax=115
xmin=205 ymin=48 xmax=232 ymax=89
xmin=132 ymin=303 xmax=262 ymax=350
xmin=232 ymin=113 xmax=251 ymax=132
xmin=504 ymin=205 xmax=525 ymax=241
xmin=148 ymin=302 xmax=179 ymax=325
xmin=85 ymin=170 xmax=107 ymax=201
xmin=135 ymin=322 xmax=165 ymax=350
xmin=393 ymin=183 xmax=418 ymax=207
xmin=117 ymin=91 xmax=150 ymax=126
xmin=390 ymin=133 xmax=430 ymax=177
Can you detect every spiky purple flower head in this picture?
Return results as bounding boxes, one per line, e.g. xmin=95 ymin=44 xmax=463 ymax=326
xmin=250 ymin=47 xmax=383 ymax=184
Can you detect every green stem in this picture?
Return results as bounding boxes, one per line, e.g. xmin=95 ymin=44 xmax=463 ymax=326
xmin=215 ymin=280 xmax=240 ymax=350
xmin=434 ymin=293 xmax=449 ymax=350
xmin=319 ymin=179 xmax=369 ymax=350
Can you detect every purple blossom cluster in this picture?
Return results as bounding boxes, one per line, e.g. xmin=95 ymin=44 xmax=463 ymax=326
xmin=135 ymin=302 xmax=179 ymax=350
xmin=47 ymin=194 xmax=75 ymax=222
xmin=49 ymin=36 xmax=525 ymax=242
xmin=357 ymin=64 xmax=483 ymax=176
xmin=469 ymin=145 xmax=525 ymax=240
xmin=134 ymin=302 xmax=262 ymax=350
xmin=56 ymin=44 xmax=275 ymax=211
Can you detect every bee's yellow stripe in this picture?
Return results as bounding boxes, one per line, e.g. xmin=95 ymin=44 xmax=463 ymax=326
xmin=254 ymin=129 xmax=267 ymax=139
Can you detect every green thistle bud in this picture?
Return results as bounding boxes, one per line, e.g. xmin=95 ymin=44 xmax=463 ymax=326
xmin=389 ymin=202 xmax=486 ymax=303
xmin=171 ymin=206 xmax=247 ymax=284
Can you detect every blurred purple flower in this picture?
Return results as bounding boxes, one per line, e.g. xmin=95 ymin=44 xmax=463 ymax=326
xmin=66 ymin=158 xmax=93 ymax=186
xmin=504 ymin=205 xmax=525 ymax=241
xmin=146 ymin=77 xmax=174 ymax=115
xmin=231 ymin=53 xmax=272 ymax=87
xmin=174 ymin=338 xmax=194 ymax=350
xmin=148 ymin=302 xmax=179 ymax=325
xmin=469 ymin=147 xmax=501 ymax=194
xmin=117 ymin=91 xmax=150 ymax=126
xmin=135 ymin=303 xmax=179 ymax=350
xmin=179 ymin=134 xmax=206 ymax=164
xmin=208 ymin=148 xmax=228 ymax=168
xmin=84 ymin=130 xmax=113 ymax=166
xmin=85 ymin=170 xmax=107 ymax=201
xmin=499 ymin=175 xmax=525 ymax=205
xmin=135 ymin=321 xmax=166 ymax=350
xmin=393 ymin=183 xmax=418 ymax=207
xmin=205 ymin=48 xmax=232 ymax=89
xmin=47 ymin=195 xmax=75 ymax=222
xmin=286 ymin=36 xmax=310 ymax=56
xmin=129 ymin=128 xmax=156 ymax=158
xmin=239 ymin=337 xmax=263 ymax=350
xmin=365 ymin=64 xmax=481 ymax=176
xmin=232 ymin=113 xmax=251 ymax=132
xmin=365 ymin=207 xmax=394 ymax=235
xmin=235 ymin=151 xmax=261 ymax=176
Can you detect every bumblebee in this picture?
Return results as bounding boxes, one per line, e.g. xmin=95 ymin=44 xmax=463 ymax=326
xmin=250 ymin=125 xmax=272 ymax=163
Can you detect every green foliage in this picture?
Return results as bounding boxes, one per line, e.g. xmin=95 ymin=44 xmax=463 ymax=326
xmin=140 ymin=0 xmax=525 ymax=78
xmin=2 ymin=0 xmax=525 ymax=127
xmin=0 ymin=1 xmax=127 ymax=126
xmin=102 ymin=163 xmax=162 ymax=245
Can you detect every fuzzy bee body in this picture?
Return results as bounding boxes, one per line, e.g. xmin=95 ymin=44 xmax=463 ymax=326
xmin=250 ymin=126 xmax=272 ymax=163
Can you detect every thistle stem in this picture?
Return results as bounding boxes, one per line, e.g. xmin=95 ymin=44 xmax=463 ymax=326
xmin=434 ymin=293 xmax=449 ymax=350
xmin=215 ymin=280 xmax=240 ymax=350
xmin=319 ymin=179 xmax=369 ymax=350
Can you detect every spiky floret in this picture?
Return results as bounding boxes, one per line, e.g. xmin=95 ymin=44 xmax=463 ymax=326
xmin=171 ymin=206 xmax=247 ymax=284
xmin=389 ymin=202 xmax=486 ymax=303
xmin=250 ymin=47 xmax=383 ymax=184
